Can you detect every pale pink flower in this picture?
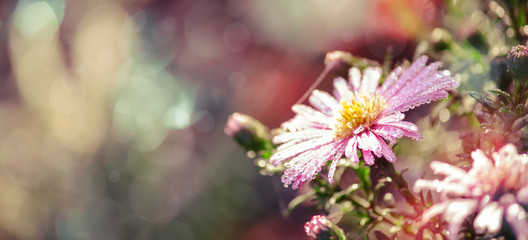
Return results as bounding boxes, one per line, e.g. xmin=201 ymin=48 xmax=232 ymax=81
xmin=414 ymin=144 xmax=528 ymax=239
xmin=271 ymin=56 xmax=458 ymax=189
xmin=304 ymin=215 xmax=332 ymax=239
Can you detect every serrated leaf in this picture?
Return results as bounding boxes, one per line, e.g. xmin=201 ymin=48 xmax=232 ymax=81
xmin=488 ymin=89 xmax=511 ymax=98
xmin=488 ymin=89 xmax=513 ymax=105
xmin=468 ymin=91 xmax=499 ymax=110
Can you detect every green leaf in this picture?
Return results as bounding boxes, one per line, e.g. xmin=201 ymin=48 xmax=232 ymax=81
xmin=258 ymin=140 xmax=275 ymax=159
xmin=468 ymin=91 xmax=499 ymax=110
xmin=488 ymin=89 xmax=513 ymax=105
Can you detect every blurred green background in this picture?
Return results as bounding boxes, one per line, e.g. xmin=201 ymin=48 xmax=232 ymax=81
xmin=0 ymin=0 xmax=484 ymax=239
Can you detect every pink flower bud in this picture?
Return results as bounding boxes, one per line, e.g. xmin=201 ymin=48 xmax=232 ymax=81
xmin=507 ymin=45 xmax=528 ymax=81
xmin=304 ymin=215 xmax=332 ymax=239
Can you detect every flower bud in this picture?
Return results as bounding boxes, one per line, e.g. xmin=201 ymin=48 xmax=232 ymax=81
xmin=305 ymin=215 xmax=333 ymax=240
xmin=225 ymin=113 xmax=271 ymax=152
xmin=507 ymin=45 xmax=528 ymax=81
xmin=324 ymin=51 xmax=353 ymax=71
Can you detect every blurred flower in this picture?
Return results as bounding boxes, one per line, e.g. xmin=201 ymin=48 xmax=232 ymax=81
xmin=304 ymin=215 xmax=342 ymax=240
xmin=507 ymin=45 xmax=528 ymax=81
xmin=414 ymin=144 xmax=528 ymax=239
xmin=271 ymin=56 xmax=458 ymax=189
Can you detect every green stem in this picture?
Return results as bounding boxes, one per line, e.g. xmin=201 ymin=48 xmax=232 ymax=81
xmin=513 ymin=79 xmax=528 ymax=110
xmin=333 ymin=227 xmax=348 ymax=240
xmin=347 ymin=193 xmax=371 ymax=211
xmin=375 ymin=160 xmax=419 ymax=206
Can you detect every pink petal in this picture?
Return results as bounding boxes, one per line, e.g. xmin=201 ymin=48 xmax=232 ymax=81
xmin=505 ymin=203 xmax=528 ymax=239
xmin=382 ymin=59 xmax=458 ymax=114
xmin=378 ymin=121 xmax=422 ymax=140
xmin=474 ymin=202 xmax=503 ymax=234
xmin=413 ymin=179 xmax=435 ymax=193
xmin=445 ymin=200 xmax=478 ymax=239
xmin=357 ymin=131 xmax=381 ymax=156
xmin=309 ymin=90 xmax=339 ymax=116
xmin=376 ymin=135 xmax=396 ymax=162
xmin=420 ymin=200 xmax=450 ymax=223
xmin=345 ymin=136 xmax=359 ymax=163
xmin=429 ymin=161 xmax=467 ymax=178
xmin=360 ymin=67 xmax=382 ymax=94
xmin=371 ymin=126 xmax=403 ymax=143
xmin=367 ymin=131 xmax=382 ymax=158
xmin=282 ymin=115 xmax=321 ymax=132
xmin=292 ymin=104 xmax=332 ymax=126
xmin=381 ymin=56 xmax=428 ymax=100
xmin=271 ymin=136 xmax=335 ymax=165
xmin=386 ymin=91 xmax=448 ymax=114
xmin=282 ymin=147 xmax=332 ymax=189
xmin=357 ymin=132 xmax=370 ymax=151
xmin=362 ymin=150 xmax=375 ymax=165
xmin=328 ymin=143 xmax=347 ymax=184
xmin=273 ymin=129 xmax=329 ymax=144
xmin=517 ymin=186 xmax=528 ymax=204
xmin=469 ymin=149 xmax=494 ymax=175
xmin=282 ymin=142 xmax=343 ymax=189
xmin=375 ymin=113 xmax=405 ymax=125
xmin=333 ymin=77 xmax=352 ymax=101
xmin=348 ymin=67 xmax=361 ymax=93
xmin=379 ymin=68 xmax=402 ymax=95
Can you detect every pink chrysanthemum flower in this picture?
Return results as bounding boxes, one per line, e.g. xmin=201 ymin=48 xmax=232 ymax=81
xmin=414 ymin=144 xmax=528 ymax=239
xmin=270 ymin=56 xmax=458 ymax=189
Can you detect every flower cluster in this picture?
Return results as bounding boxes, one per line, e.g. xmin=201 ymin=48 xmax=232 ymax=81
xmin=414 ymin=144 xmax=528 ymax=239
xmin=227 ymin=42 xmax=528 ymax=239
xmin=270 ymin=56 xmax=458 ymax=189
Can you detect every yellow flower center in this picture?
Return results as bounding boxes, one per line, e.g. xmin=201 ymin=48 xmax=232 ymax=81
xmin=334 ymin=94 xmax=387 ymax=139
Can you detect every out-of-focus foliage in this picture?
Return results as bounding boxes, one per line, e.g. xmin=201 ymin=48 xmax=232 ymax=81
xmin=6 ymin=0 xmax=524 ymax=239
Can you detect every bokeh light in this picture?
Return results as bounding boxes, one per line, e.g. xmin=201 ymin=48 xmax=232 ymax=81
xmin=0 ymin=0 xmax=447 ymax=239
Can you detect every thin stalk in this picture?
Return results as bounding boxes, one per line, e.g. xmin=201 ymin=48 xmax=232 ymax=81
xmin=295 ymin=66 xmax=331 ymax=105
